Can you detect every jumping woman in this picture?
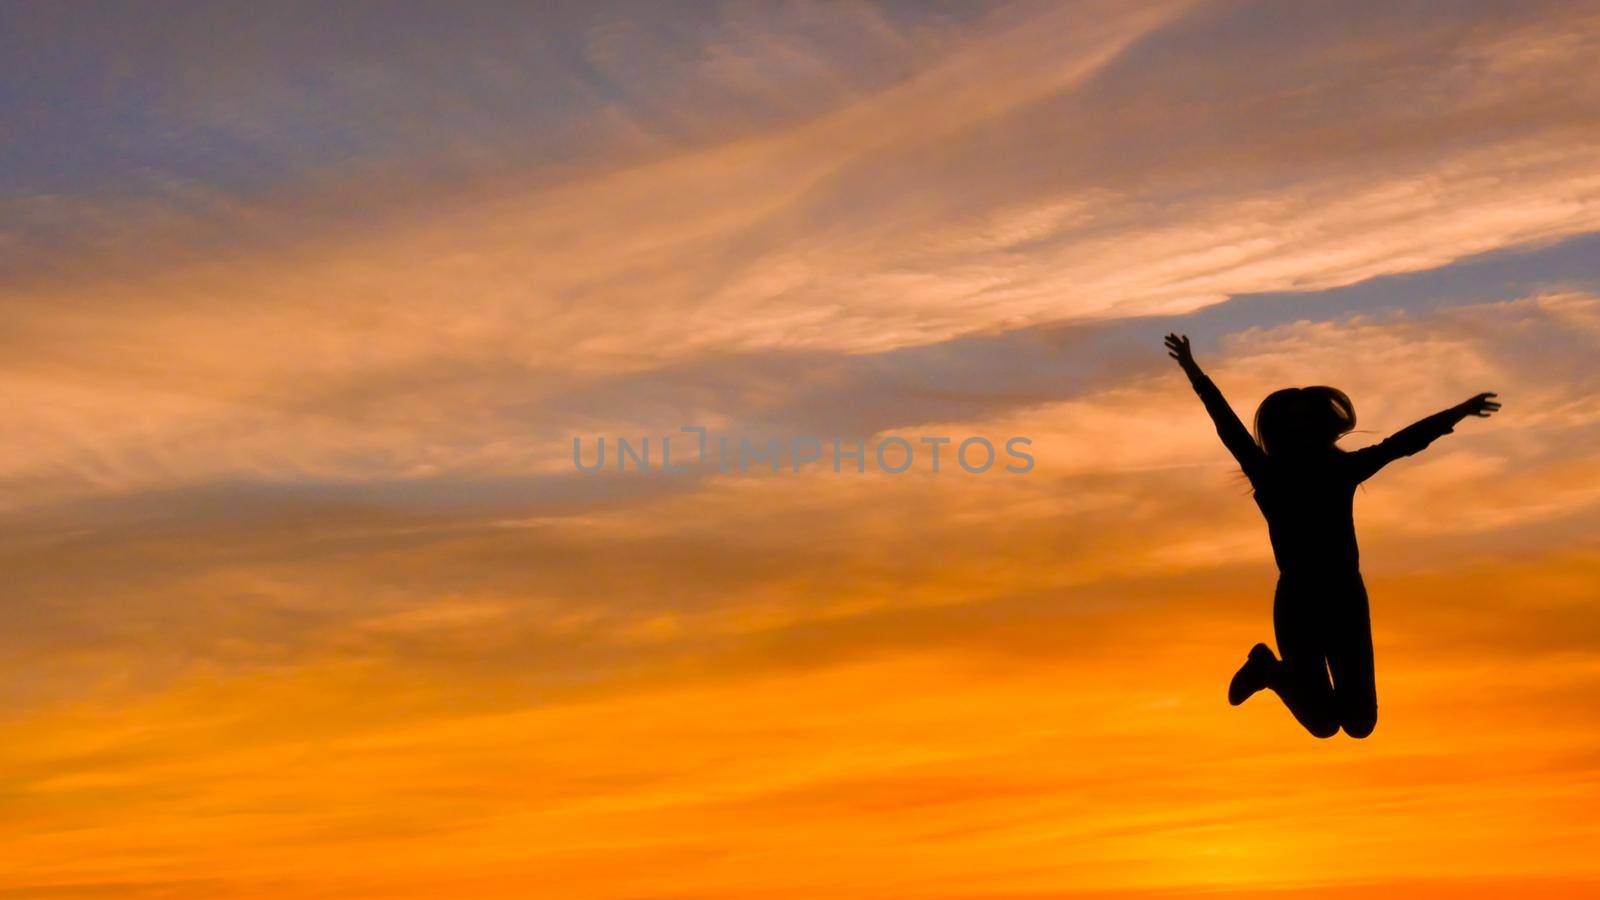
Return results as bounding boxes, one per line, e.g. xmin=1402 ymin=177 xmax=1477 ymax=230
xmin=1164 ymin=333 xmax=1500 ymax=739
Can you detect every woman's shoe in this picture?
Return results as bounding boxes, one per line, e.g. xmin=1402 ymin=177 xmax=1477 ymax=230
xmin=1228 ymin=642 xmax=1277 ymax=706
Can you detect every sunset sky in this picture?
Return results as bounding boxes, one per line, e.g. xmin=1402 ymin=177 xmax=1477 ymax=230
xmin=4 ymin=1 xmax=1600 ymax=896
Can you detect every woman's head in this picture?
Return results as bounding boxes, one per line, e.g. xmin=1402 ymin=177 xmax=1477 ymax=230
xmin=1253 ymin=386 xmax=1356 ymax=456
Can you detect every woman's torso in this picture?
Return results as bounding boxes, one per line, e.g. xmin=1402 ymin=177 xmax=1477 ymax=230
xmin=1251 ymin=453 xmax=1364 ymax=579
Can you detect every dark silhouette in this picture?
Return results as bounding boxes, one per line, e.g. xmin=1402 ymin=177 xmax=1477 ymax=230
xmin=1164 ymin=333 xmax=1500 ymax=739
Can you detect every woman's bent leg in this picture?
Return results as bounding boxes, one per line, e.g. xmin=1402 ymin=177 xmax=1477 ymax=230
xmin=1327 ymin=578 xmax=1378 ymax=738
xmin=1272 ymin=579 xmax=1341 ymax=738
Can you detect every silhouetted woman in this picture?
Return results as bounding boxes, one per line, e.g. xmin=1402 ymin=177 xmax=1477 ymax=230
xmin=1164 ymin=333 xmax=1500 ymax=739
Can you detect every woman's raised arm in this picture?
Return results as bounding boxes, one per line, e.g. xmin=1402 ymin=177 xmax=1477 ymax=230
xmin=1165 ymin=333 xmax=1266 ymax=480
xmin=1347 ymin=393 xmax=1500 ymax=482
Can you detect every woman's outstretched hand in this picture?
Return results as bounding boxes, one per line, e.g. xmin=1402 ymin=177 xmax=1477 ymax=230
xmin=1457 ymin=392 xmax=1502 ymax=418
xmin=1164 ymin=333 xmax=1198 ymax=371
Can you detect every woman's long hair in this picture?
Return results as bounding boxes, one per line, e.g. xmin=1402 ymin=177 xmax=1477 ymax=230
xmin=1253 ymin=386 xmax=1356 ymax=457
